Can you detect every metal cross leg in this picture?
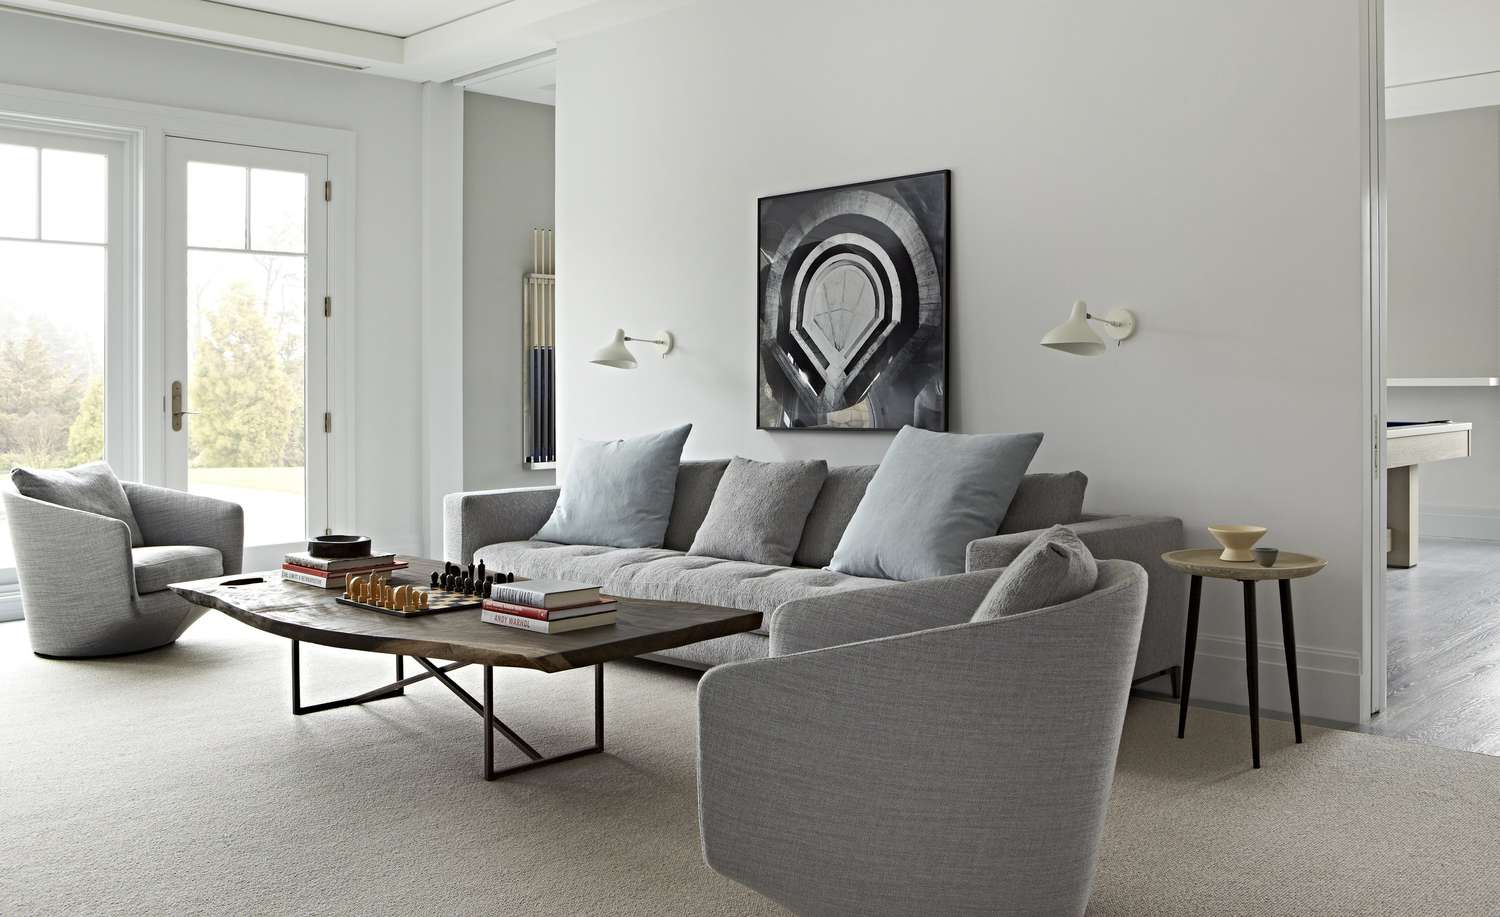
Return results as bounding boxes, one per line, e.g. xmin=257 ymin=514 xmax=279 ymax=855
xmin=289 ymin=639 xmax=605 ymax=780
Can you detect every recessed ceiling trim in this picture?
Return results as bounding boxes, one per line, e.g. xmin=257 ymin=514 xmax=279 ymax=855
xmin=0 ymin=1 xmax=376 ymax=69
xmin=453 ymin=48 xmax=555 ymax=88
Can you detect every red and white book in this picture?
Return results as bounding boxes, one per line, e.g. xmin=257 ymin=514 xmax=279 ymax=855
xmin=281 ymin=561 xmax=406 ymax=589
xmin=480 ymin=597 xmax=617 ymax=621
xmin=481 ymin=608 xmax=617 ymax=634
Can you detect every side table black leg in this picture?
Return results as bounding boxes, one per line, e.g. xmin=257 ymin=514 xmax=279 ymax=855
xmin=483 ymin=665 xmax=495 ymax=781
xmin=1243 ymin=580 xmax=1261 ymax=769
xmin=1279 ymin=579 xmax=1303 ymax=744
xmin=1177 ymin=575 xmax=1202 ymax=739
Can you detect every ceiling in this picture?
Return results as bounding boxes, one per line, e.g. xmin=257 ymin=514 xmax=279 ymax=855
xmin=1386 ymin=0 xmax=1500 ymax=117
xmin=0 ymin=0 xmax=696 ymax=104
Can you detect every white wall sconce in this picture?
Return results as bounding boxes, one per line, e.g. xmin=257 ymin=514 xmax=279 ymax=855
xmin=1039 ymin=300 xmax=1138 ymax=356
xmin=590 ymin=328 xmax=675 ymax=369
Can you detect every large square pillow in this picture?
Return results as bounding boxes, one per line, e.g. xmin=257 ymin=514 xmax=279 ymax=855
xmin=534 ymin=424 xmax=692 ymax=549
xmin=971 ymin=525 xmax=1098 ymax=620
xmin=828 ymin=426 xmax=1043 ymax=581
xmin=10 ymin=461 xmax=144 ymax=547
xmin=688 ymin=457 xmax=828 ymax=566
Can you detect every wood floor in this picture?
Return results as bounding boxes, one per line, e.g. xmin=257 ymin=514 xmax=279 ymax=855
xmin=1369 ymin=536 xmax=1500 ymax=755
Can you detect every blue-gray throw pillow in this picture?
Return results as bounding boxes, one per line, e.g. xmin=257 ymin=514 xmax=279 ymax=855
xmin=534 ymin=424 xmax=692 ymax=549
xmin=827 ymin=426 xmax=1044 ymax=581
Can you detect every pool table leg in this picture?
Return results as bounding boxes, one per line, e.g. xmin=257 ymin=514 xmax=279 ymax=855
xmin=1387 ymin=463 xmax=1418 ymax=568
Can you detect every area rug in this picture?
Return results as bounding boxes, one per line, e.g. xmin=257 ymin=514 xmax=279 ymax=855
xmin=2 ymin=614 xmax=1497 ymax=915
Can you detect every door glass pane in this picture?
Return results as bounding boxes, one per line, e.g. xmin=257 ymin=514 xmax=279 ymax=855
xmin=185 ymin=249 xmax=306 ymax=546
xmin=249 ymin=168 xmax=306 ymax=253
xmin=40 ymin=149 xmax=108 ymax=244
xmin=0 ymin=239 xmax=108 ymax=570
xmin=186 ymin=162 xmax=246 ymax=249
xmin=0 ymin=143 xmax=38 ymax=239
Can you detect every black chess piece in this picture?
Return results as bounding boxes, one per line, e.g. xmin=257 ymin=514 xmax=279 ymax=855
xmin=506 ymin=572 xmax=515 ymax=584
xmin=430 ymin=571 xmax=439 ymax=588
xmin=477 ymin=560 xmax=486 ymax=582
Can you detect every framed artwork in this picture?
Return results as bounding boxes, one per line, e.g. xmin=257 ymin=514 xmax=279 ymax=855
xmin=756 ymin=169 xmax=949 ymax=431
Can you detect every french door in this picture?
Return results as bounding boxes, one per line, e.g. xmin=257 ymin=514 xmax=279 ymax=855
xmin=163 ymin=138 xmax=329 ymax=567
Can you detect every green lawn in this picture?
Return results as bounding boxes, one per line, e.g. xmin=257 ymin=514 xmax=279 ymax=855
xmin=188 ymin=466 xmax=304 ymax=494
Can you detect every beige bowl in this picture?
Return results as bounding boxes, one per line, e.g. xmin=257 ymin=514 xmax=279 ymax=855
xmin=1208 ymin=525 xmax=1268 ymax=562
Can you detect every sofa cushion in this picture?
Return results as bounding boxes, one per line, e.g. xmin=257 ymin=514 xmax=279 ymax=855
xmin=606 ymin=555 xmax=890 ymax=633
xmin=474 ymin=541 xmax=683 ymax=586
xmin=132 ymin=545 xmax=223 ymax=595
xmin=534 ymin=424 xmax=692 ymax=548
xmin=972 ymin=525 xmax=1097 ymax=620
xmin=793 ymin=464 xmax=878 ymax=569
xmin=829 ymin=427 xmax=1044 ymax=581
xmin=998 ymin=471 xmax=1088 ymax=534
xmin=663 ymin=460 xmax=731 ymax=551
xmin=12 ymin=461 xmax=145 ymax=547
xmin=688 ymin=457 xmax=828 ymax=566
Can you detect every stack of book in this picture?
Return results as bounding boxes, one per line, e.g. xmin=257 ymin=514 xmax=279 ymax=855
xmin=281 ymin=551 xmax=407 ymax=589
xmin=481 ymin=578 xmax=617 ymax=634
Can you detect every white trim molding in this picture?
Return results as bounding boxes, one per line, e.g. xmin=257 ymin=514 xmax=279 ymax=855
xmin=1189 ymin=632 xmax=1363 ymax=725
xmin=1418 ymin=505 xmax=1500 ymax=543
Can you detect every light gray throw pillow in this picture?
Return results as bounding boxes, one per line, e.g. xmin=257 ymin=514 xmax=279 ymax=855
xmin=827 ymin=426 xmax=1043 ymax=581
xmin=534 ymin=424 xmax=692 ymax=549
xmin=972 ymin=525 xmax=1098 ymax=620
xmin=688 ymin=457 xmax=829 ymax=566
xmin=10 ymin=461 xmax=145 ymax=547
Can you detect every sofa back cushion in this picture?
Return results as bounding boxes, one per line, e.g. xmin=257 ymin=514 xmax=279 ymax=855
xmin=688 ymin=457 xmax=829 ymax=566
xmin=793 ymin=464 xmax=878 ymax=568
xmin=10 ymin=461 xmax=145 ymax=547
xmin=663 ymin=460 xmax=731 ymax=551
xmin=998 ymin=471 xmax=1089 ymax=534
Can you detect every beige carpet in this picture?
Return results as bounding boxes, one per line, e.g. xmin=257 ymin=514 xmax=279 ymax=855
xmin=2 ymin=614 xmax=1498 ymax=916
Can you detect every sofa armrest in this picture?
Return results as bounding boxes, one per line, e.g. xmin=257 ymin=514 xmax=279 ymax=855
xmin=966 ymin=514 xmax=1181 ymax=570
xmin=442 ymin=486 xmax=561 ymax=564
xmin=123 ymin=482 xmax=244 ymax=575
xmin=769 ymin=568 xmax=1003 ymax=656
xmin=3 ymin=490 xmax=139 ymax=607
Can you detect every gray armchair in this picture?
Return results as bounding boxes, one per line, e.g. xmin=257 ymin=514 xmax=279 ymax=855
xmin=4 ymin=482 xmax=242 ymax=657
xmin=697 ymin=560 xmax=1148 ymax=917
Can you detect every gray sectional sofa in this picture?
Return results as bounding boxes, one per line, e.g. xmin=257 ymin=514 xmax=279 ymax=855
xmin=444 ymin=461 xmax=1185 ymax=683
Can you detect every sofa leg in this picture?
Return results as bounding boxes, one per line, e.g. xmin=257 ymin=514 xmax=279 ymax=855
xmin=1131 ymin=665 xmax=1181 ymax=698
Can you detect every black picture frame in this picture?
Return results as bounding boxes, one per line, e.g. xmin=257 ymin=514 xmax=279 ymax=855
xmin=756 ymin=169 xmax=950 ymax=432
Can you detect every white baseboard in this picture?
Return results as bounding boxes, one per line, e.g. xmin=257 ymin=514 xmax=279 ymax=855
xmin=1420 ymin=505 xmax=1500 ymax=542
xmin=0 ymin=586 xmax=21 ymax=623
xmin=1183 ymin=632 xmax=1362 ymax=725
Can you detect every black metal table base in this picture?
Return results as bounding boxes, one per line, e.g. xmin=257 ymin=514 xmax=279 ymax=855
xmin=1176 ymin=575 xmax=1303 ymax=769
xmin=289 ymin=639 xmax=604 ymax=780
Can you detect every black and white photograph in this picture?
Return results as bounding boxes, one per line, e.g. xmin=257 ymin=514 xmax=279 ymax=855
xmin=756 ymin=170 xmax=949 ymax=431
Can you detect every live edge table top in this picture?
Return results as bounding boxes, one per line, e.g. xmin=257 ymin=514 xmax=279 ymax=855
xmin=170 ymin=557 xmax=763 ymax=673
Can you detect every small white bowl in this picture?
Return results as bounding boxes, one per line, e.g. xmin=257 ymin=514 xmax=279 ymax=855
xmin=1208 ymin=524 xmax=1268 ymax=562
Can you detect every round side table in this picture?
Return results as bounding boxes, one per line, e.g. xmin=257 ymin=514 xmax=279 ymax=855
xmin=1161 ymin=548 xmax=1327 ymax=769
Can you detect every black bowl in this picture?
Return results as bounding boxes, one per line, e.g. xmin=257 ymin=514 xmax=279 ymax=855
xmin=307 ymin=534 xmax=372 ymax=559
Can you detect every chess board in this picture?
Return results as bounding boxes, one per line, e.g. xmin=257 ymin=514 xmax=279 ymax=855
xmin=335 ymin=587 xmax=483 ymax=618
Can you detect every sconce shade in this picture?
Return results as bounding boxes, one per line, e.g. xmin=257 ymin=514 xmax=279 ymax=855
xmin=1040 ymin=301 xmax=1107 ymax=356
xmin=590 ymin=328 xmax=638 ymax=369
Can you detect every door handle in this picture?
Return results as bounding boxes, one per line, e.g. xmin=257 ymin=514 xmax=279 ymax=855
xmin=171 ymin=380 xmax=200 ymax=432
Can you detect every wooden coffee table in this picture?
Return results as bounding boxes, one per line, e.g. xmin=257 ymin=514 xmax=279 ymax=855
xmin=171 ymin=557 xmax=762 ymax=780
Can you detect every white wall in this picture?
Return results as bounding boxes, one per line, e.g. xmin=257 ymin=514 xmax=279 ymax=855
xmin=558 ymin=0 xmax=1371 ymax=721
xmin=1387 ymin=107 xmax=1500 ymax=533
xmin=463 ymin=93 xmax=557 ymax=491
xmin=0 ymin=10 xmax=428 ymax=554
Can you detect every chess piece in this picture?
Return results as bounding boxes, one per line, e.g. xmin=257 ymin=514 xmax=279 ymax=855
xmin=417 ymin=590 xmax=429 ymax=610
xmin=477 ymin=560 xmax=486 ymax=583
xmin=393 ymin=584 xmax=409 ymax=610
xmin=431 ymin=571 xmax=440 ymax=588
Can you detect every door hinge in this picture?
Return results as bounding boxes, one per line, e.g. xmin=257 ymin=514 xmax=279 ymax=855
xmin=324 ymin=412 xmax=332 ymax=434
xmin=323 ymin=180 xmax=332 ymax=202
xmin=323 ymin=295 xmax=332 ymax=317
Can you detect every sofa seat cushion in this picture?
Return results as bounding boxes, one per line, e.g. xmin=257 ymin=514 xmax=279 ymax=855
xmin=132 ymin=545 xmax=223 ymax=595
xmin=474 ymin=540 xmax=684 ymax=586
xmin=605 ymin=556 xmax=890 ymax=634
